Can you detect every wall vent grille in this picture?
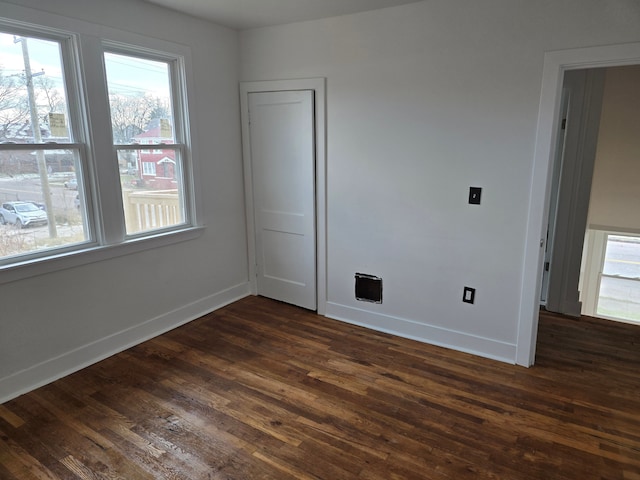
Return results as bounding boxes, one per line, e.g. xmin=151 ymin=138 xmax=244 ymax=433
xmin=355 ymin=273 xmax=382 ymax=303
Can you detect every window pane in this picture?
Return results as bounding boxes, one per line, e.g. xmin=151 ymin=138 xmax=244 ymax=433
xmin=597 ymin=276 xmax=640 ymax=323
xmin=597 ymin=234 xmax=640 ymax=324
xmin=0 ymin=30 xmax=92 ymax=264
xmin=602 ymin=235 xmax=640 ymax=278
xmin=104 ymin=53 xmax=174 ymax=145
xmin=0 ymin=148 xmax=89 ymax=261
xmin=0 ymin=32 xmax=71 ymax=143
xmin=118 ymin=149 xmax=184 ymax=235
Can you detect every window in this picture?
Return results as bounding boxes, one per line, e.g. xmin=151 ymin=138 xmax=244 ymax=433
xmin=104 ymin=51 xmax=187 ymax=236
xmin=0 ymin=31 xmax=90 ymax=261
xmin=596 ymin=234 xmax=640 ymax=323
xmin=142 ymin=161 xmax=156 ymax=176
xmin=0 ymin=16 xmax=197 ymax=276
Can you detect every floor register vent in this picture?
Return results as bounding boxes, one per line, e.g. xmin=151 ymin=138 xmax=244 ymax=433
xmin=355 ymin=273 xmax=383 ymax=304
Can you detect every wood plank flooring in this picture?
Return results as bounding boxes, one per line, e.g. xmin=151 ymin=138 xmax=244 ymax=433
xmin=1 ymin=296 xmax=639 ymax=479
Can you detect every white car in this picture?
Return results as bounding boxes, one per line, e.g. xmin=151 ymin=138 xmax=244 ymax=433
xmin=0 ymin=202 xmax=49 ymax=228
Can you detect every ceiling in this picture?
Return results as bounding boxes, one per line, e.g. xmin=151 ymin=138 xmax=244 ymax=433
xmin=142 ymin=0 xmax=424 ymax=30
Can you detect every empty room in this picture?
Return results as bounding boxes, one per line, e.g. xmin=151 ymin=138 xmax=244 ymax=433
xmin=1 ymin=0 xmax=639 ymax=478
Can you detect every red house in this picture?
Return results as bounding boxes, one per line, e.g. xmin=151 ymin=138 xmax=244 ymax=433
xmin=133 ymin=119 xmax=177 ymax=190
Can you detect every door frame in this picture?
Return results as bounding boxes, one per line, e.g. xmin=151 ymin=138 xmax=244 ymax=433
xmin=240 ymin=78 xmax=327 ymax=314
xmin=517 ymin=42 xmax=640 ymax=366
xmin=544 ymin=69 xmax=606 ymax=317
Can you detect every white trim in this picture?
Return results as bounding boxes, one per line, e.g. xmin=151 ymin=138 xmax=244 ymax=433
xmin=589 ymin=224 xmax=640 ymax=236
xmin=0 ymin=282 xmax=251 ymax=404
xmin=517 ymin=42 xmax=640 ymax=367
xmin=0 ymin=226 xmax=203 ymax=284
xmin=579 ymin=229 xmax=606 ymax=316
xmin=239 ymin=78 xmax=327 ymax=315
xmin=326 ymin=302 xmax=517 ymax=364
xmin=0 ymin=143 xmax=84 ymax=151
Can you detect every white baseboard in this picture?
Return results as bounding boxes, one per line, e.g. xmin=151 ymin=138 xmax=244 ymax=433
xmin=0 ymin=282 xmax=251 ymax=404
xmin=325 ymin=302 xmax=517 ymax=364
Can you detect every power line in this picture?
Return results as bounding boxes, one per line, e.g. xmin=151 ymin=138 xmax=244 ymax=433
xmin=104 ymin=57 xmax=168 ymax=75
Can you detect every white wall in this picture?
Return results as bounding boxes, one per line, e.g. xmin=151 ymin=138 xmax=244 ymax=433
xmin=0 ymin=0 xmax=249 ymax=401
xmin=3 ymin=0 xmax=639 ymax=402
xmin=240 ymin=0 xmax=640 ymax=363
xmin=588 ymin=65 xmax=640 ymax=232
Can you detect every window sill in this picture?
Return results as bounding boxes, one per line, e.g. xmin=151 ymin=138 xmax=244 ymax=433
xmin=0 ymin=226 xmax=205 ymax=285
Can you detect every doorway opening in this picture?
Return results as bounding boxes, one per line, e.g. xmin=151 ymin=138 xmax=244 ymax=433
xmin=543 ymin=65 xmax=640 ymax=326
xmin=575 ymin=65 xmax=640 ymax=326
xmin=518 ymin=41 xmax=640 ymax=367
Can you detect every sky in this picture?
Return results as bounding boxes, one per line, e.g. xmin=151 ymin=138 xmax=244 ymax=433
xmin=0 ymin=31 xmax=171 ymax=100
xmin=0 ymin=32 xmax=64 ymax=85
xmin=104 ymin=52 xmax=171 ymax=98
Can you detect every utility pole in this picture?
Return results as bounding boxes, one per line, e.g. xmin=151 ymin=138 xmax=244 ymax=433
xmin=15 ymin=36 xmax=57 ymax=238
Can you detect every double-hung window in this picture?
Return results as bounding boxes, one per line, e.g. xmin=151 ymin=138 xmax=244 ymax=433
xmin=0 ymin=16 xmax=197 ymax=277
xmin=104 ymin=49 xmax=189 ymax=236
xmin=0 ymin=29 xmax=89 ymax=258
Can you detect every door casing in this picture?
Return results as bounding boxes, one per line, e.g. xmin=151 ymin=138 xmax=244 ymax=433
xmin=240 ymin=78 xmax=327 ymax=315
xmin=544 ymin=69 xmax=605 ymax=317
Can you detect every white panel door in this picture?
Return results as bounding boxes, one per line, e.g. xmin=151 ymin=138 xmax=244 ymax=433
xmin=248 ymin=90 xmax=316 ymax=310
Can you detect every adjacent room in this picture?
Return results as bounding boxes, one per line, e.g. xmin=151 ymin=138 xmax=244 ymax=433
xmin=1 ymin=0 xmax=639 ymax=478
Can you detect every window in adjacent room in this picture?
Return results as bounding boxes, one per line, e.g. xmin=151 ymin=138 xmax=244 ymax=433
xmin=596 ymin=234 xmax=640 ymax=323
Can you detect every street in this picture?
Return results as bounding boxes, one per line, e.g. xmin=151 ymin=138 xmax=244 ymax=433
xmin=0 ymin=173 xmax=79 ymax=212
xmin=0 ymin=174 xmax=86 ymax=258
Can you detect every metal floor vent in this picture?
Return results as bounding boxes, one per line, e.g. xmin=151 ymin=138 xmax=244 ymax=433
xmin=355 ymin=273 xmax=382 ymax=303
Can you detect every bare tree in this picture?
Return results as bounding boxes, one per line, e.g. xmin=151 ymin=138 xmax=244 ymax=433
xmin=109 ymin=93 xmax=164 ymax=143
xmin=2 ymin=74 xmax=170 ymax=144
xmin=33 ymin=75 xmax=66 ymax=114
xmin=0 ymin=67 xmax=29 ymax=141
xmin=148 ymin=98 xmax=171 ymax=126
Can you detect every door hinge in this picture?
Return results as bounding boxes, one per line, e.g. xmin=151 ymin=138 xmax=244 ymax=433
xmin=545 ymin=262 xmax=550 ymax=272
xmin=561 ymin=118 xmax=567 ymax=130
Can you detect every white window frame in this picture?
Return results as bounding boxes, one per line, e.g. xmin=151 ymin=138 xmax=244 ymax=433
xmin=0 ymin=5 xmax=202 ymax=285
xmin=580 ymin=229 xmax=640 ymax=323
xmin=104 ymin=44 xmax=191 ymax=238
xmin=142 ymin=161 xmax=157 ymax=176
xmin=0 ymin=23 xmax=96 ymax=258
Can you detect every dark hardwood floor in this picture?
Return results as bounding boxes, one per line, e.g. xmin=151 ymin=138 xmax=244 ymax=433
xmin=1 ymin=296 xmax=639 ymax=479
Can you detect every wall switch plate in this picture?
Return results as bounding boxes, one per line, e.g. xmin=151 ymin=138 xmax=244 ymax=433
xmin=463 ymin=286 xmax=476 ymax=304
xmin=469 ymin=187 xmax=482 ymax=205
